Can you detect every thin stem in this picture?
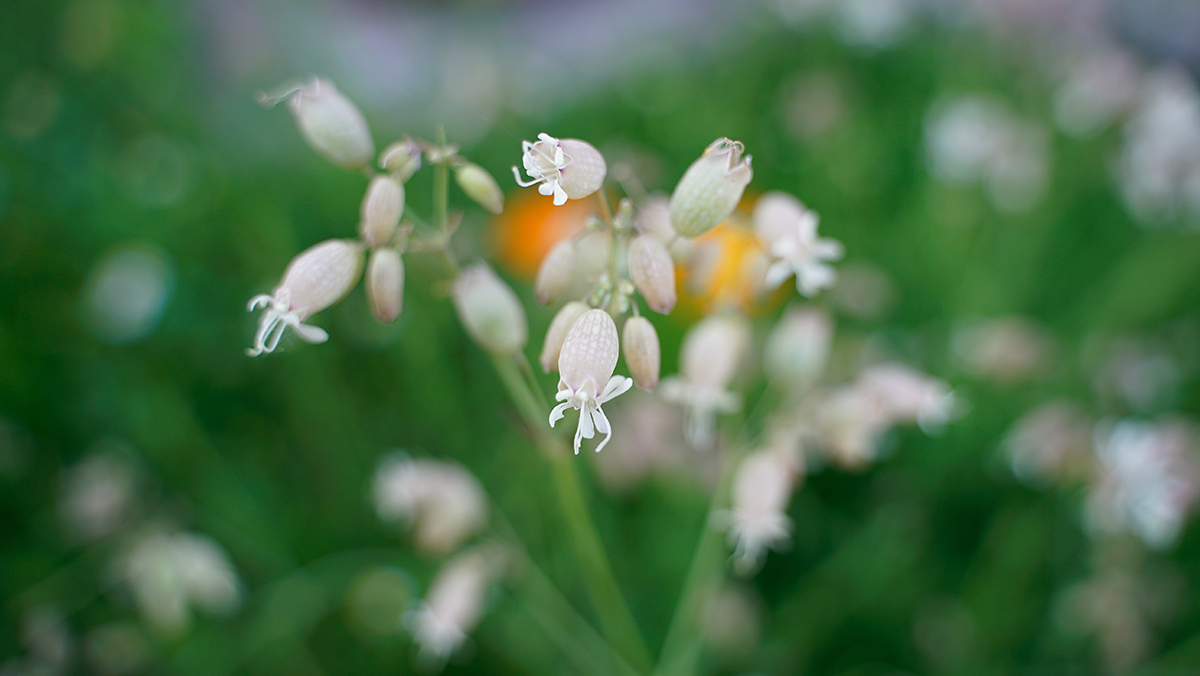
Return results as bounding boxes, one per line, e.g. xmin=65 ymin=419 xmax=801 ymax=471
xmin=490 ymin=353 xmax=653 ymax=673
xmin=653 ymin=445 xmax=744 ymax=676
xmin=433 ymin=124 xmax=449 ymax=236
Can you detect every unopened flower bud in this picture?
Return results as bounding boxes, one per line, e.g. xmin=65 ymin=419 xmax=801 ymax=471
xmin=628 ymin=234 xmax=676 ymax=314
xmin=454 ymin=162 xmax=504 ymax=215
xmin=359 ymin=175 xmax=404 ymax=248
xmin=366 ymin=248 xmax=404 ymax=323
xmin=540 ymin=301 xmax=589 ymax=373
xmin=277 ymin=77 xmax=374 ymax=170
xmin=452 ymin=263 xmax=528 ymax=354
xmin=550 ymin=309 xmax=632 ymax=453
xmin=246 ymin=239 xmax=364 ymax=356
xmin=622 ymin=316 xmax=661 ymax=392
xmin=379 ymin=138 xmax=422 ymax=182
xmin=534 ymin=239 xmax=578 ymax=305
xmin=763 ymin=305 xmax=832 ymax=390
xmin=669 ymin=138 xmax=753 ymax=238
xmin=513 ymin=133 xmax=606 ymax=206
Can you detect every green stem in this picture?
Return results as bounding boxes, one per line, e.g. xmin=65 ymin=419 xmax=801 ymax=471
xmin=491 ymin=353 xmax=653 ymax=674
xmin=653 ymin=447 xmax=744 ymax=676
xmin=433 ymin=124 xmax=449 ymax=236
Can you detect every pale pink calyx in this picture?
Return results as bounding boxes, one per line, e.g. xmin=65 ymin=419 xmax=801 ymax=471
xmin=246 ymin=239 xmax=364 ymax=356
xmin=549 ymin=309 xmax=632 ymax=453
xmin=512 ymin=133 xmax=606 ymax=206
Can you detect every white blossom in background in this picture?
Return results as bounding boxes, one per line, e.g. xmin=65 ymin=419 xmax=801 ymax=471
xmin=117 ymin=530 xmax=242 ymax=635
xmin=58 ymin=449 xmax=138 ymax=542
xmin=590 ymin=392 xmax=706 ymax=492
xmin=1053 ymin=45 xmax=1141 ymax=137
xmin=1117 ymin=67 xmax=1200 ymax=226
xmin=753 ymin=192 xmax=843 ymax=297
xmin=513 ymin=133 xmax=607 ymax=206
xmin=1086 ymin=419 xmax=1200 ymax=549
xmin=763 ymin=305 xmax=832 ymax=392
xmin=373 ymin=455 xmax=488 ymax=556
xmin=550 ymin=309 xmax=633 ymax=454
xmin=924 ymin=96 xmax=1049 ymax=213
xmin=834 ymin=0 xmax=913 ymax=48
xmin=814 ymin=384 xmax=890 ymax=468
xmin=858 ymin=362 xmax=958 ymax=433
xmin=406 ymin=548 xmax=503 ymax=667
xmin=661 ymin=314 xmax=750 ymax=447
xmin=451 ymin=263 xmax=528 ymax=355
xmin=246 ymin=239 xmax=364 ymax=356
xmin=715 ymin=450 xmax=797 ymax=575
xmin=952 ymin=316 xmax=1055 ymax=382
xmin=1004 ymin=401 xmax=1094 ymax=486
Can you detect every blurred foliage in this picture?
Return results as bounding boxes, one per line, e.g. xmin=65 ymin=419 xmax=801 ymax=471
xmin=2 ymin=1 xmax=1200 ymax=675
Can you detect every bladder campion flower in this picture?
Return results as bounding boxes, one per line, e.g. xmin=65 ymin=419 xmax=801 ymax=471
xmin=260 ymin=77 xmax=374 ymax=170
xmin=513 ymin=133 xmax=606 ymax=206
xmin=246 ymin=239 xmax=364 ymax=356
xmin=669 ymin=138 xmax=753 ymax=238
xmin=753 ymin=192 xmax=843 ymax=297
xmin=451 ymin=263 xmax=528 ymax=355
xmin=550 ymin=309 xmax=633 ymax=453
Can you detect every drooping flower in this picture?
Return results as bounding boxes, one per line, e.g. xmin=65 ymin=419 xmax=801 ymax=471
xmin=660 ymin=314 xmax=750 ymax=447
xmin=716 ymin=450 xmax=796 ymax=575
xmin=451 ymin=263 xmax=528 ymax=355
xmin=669 ymin=138 xmax=753 ymax=238
xmin=454 ymin=162 xmax=505 ymax=215
xmin=512 ymin=133 xmax=607 ymax=206
xmin=246 ymin=239 xmax=364 ymax=356
xmin=260 ymin=77 xmax=374 ymax=170
xmin=406 ymin=548 xmax=503 ymax=667
xmin=372 ymin=455 xmax=488 ymax=555
xmin=549 ymin=309 xmax=633 ymax=453
xmin=753 ymin=192 xmax=843 ymax=297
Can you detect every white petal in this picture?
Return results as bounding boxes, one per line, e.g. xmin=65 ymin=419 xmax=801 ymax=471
xmin=597 ymin=375 xmax=633 ymax=403
xmin=763 ymin=261 xmax=792 ymax=290
xmin=578 ymin=406 xmax=595 ymax=440
xmin=292 ymin=322 xmax=329 ymax=343
xmin=549 ymin=402 xmax=571 ymax=428
xmin=592 ymin=407 xmax=614 ymax=453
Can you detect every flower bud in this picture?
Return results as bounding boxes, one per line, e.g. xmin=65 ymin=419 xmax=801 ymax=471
xmin=763 ymin=305 xmax=832 ymax=390
xmin=534 ymin=239 xmax=577 ymax=305
xmin=379 ymin=138 xmax=422 ymax=182
xmin=669 ymin=138 xmax=753 ymax=238
xmin=513 ymin=133 xmax=606 ymax=206
xmin=454 ymin=162 xmax=505 ymax=215
xmin=622 ymin=316 xmax=661 ymax=392
xmin=452 ymin=263 xmax=528 ymax=354
xmin=282 ymin=78 xmax=374 ymax=169
xmin=359 ymin=175 xmax=404 ymax=248
xmin=366 ymin=248 xmax=404 ymax=323
xmin=539 ymin=301 xmax=589 ymax=373
xmin=627 ymin=234 xmax=676 ymax=314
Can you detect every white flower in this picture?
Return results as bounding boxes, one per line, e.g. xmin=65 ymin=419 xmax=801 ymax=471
xmin=372 ymin=455 xmax=488 ymax=556
xmin=717 ymin=450 xmax=796 ymax=576
xmin=549 ymin=309 xmax=633 ymax=454
xmin=512 ymin=133 xmax=606 ymax=206
xmin=753 ymin=192 xmax=843 ymax=297
xmin=406 ymin=549 xmax=502 ymax=667
xmin=660 ymin=314 xmax=749 ymax=447
xmin=246 ymin=239 xmax=364 ymax=356
xmin=669 ymin=138 xmax=753 ymax=238
xmin=120 ymin=530 xmax=242 ymax=635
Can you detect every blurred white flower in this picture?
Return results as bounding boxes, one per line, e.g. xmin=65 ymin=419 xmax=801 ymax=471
xmin=59 ymin=447 xmax=138 ymax=542
xmin=763 ymin=305 xmax=833 ymax=392
xmin=451 ymin=263 xmax=528 ymax=355
xmin=716 ymin=450 xmax=797 ymax=575
xmin=661 ymin=314 xmax=750 ymax=447
xmin=754 ymin=192 xmax=843 ymax=297
xmin=669 ymin=138 xmax=753 ymax=238
xmin=373 ymin=455 xmax=488 ymax=556
xmin=550 ymin=309 xmax=632 ymax=453
xmin=1086 ymin=419 xmax=1200 ymax=549
xmin=1117 ymin=67 xmax=1200 ymax=226
xmin=406 ymin=548 xmax=502 ymax=667
xmin=952 ymin=316 xmax=1055 ymax=382
xmin=1053 ymin=45 xmax=1141 ymax=136
xmin=858 ymin=362 xmax=958 ymax=432
xmin=118 ymin=530 xmax=242 ymax=635
xmin=925 ymin=96 xmax=1049 ymax=213
xmin=260 ymin=77 xmax=374 ymax=170
xmin=1004 ymin=401 xmax=1094 ymax=486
